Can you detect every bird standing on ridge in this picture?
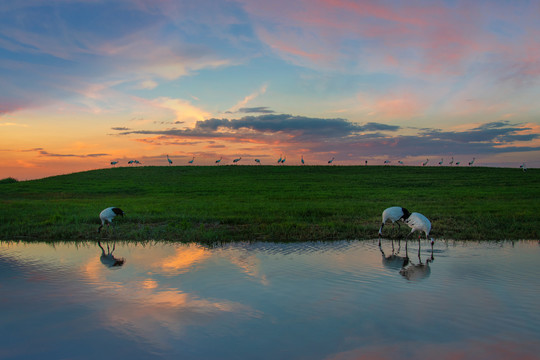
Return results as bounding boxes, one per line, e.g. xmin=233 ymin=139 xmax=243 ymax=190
xmin=233 ymin=157 xmax=242 ymax=164
xmin=301 ymin=155 xmax=305 ymax=165
xmin=384 ymin=160 xmax=391 ymax=165
xmin=277 ymin=154 xmax=282 ymax=164
xmin=281 ymin=156 xmax=286 ymax=164
xmin=378 ymin=206 xmax=411 ymax=243
xmin=438 ymin=158 xmax=443 ymax=166
xmin=188 ymin=157 xmax=195 ymax=164
xmin=128 ymin=160 xmax=134 ymax=166
xmin=455 ymin=161 xmax=460 ymax=165
xmin=166 ymin=155 xmax=173 ymax=166
xmin=328 ymin=157 xmax=335 ymax=164
xmin=110 ymin=161 xmax=118 ymax=166
xmin=449 ymin=157 xmax=454 ymax=166
xmin=398 ymin=161 xmax=404 ymax=165
xmin=520 ymin=163 xmax=527 ymax=172
xmin=255 ymin=159 xmax=261 ymax=165
xmin=98 ymin=207 xmax=124 ymax=233
xmin=469 ymin=157 xmax=476 ymax=166
xmin=422 ymin=159 xmax=429 ymax=166
xmin=216 ymin=157 xmax=222 ymax=165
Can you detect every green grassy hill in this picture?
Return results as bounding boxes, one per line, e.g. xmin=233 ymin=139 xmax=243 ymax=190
xmin=1 ymin=165 xmax=538 ymax=241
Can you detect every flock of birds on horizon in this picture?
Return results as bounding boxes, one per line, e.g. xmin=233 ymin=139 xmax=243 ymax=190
xmin=110 ymin=155 xmax=528 ymax=171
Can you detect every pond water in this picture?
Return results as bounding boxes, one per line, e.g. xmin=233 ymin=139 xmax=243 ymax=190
xmin=1 ymin=240 xmax=539 ymax=360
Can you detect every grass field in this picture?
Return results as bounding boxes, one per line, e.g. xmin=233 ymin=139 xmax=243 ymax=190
xmin=0 ymin=165 xmax=538 ymax=242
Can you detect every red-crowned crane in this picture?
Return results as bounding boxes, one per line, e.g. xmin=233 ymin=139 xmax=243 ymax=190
xmin=255 ymin=158 xmax=261 ymax=165
xmin=469 ymin=157 xmax=476 ymax=166
xmin=520 ymin=163 xmax=527 ymax=172
xmin=449 ymin=157 xmax=454 ymax=166
xmin=384 ymin=160 xmax=391 ymax=165
xmin=166 ymin=155 xmax=173 ymax=166
xmin=404 ymin=212 xmax=434 ymax=254
xmin=110 ymin=161 xmax=118 ymax=166
xmin=438 ymin=158 xmax=443 ymax=166
xmin=233 ymin=157 xmax=242 ymax=164
xmin=398 ymin=160 xmax=404 ymax=165
xmin=455 ymin=161 xmax=461 ymax=165
xmin=216 ymin=157 xmax=222 ymax=165
xmin=277 ymin=154 xmax=282 ymax=164
xmin=188 ymin=157 xmax=195 ymax=164
xmin=98 ymin=207 xmax=124 ymax=233
xmin=328 ymin=157 xmax=335 ymax=164
xmin=378 ymin=206 xmax=411 ymax=244
xmin=281 ymin=156 xmax=286 ymax=164
xmin=301 ymin=155 xmax=305 ymax=165
xmin=422 ymin=158 xmax=429 ymax=166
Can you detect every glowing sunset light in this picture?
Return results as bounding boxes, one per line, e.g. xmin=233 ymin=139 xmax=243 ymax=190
xmin=1 ymin=0 xmax=539 ymax=180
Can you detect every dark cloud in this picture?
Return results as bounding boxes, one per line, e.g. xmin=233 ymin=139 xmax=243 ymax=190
xmin=237 ymin=107 xmax=275 ymax=114
xmin=421 ymin=122 xmax=537 ymax=144
xmin=38 ymin=150 xmax=109 ymax=158
xmin=112 ymin=127 xmax=131 ymax=131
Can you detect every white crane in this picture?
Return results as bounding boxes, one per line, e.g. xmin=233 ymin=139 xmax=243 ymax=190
xmin=378 ymin=206 xmax=411 ymax=243
xmin=98 ymin=207 xmax=124 ymax=233
xmin=422 ymin=159 xmax=429 ymax=166
xmin=455 ymin=161 xmax=461 ymax=165
xmin=128 ymin=160 xmax=134 ymax=166
xmin=166 ymin=155 xmax=173 ymax=166
xmin=281 ymin=156 xmax=286 ymax=164
xmin=384 ymin=160 xmax=391 ymax=165
xmin=134 ymin=160 xmax=141 ymax=165
xmin=301 ymin=155 xmax=305 ymax=165
xmin=449 ymin=157 xmax=454 ymax=166
xmin=438 ymin=158 xmax=443 ymax=166
xmin=469 ymin=157 xmax=476 ymax=166
xmin=255 ymin=159 xmax=261 ymax=165
xmin=215 ymin=157 xmax=222 ymax=165
xmin=233 ymin=157 xmax=242 ymax=164
xmin=520 ymin=163 xmax=527 ymax=172
xmin=188 ymin=157 xmax=195 ymax=164
xmin=398 ymin=161 xmax=404 ymax=165
xmin=277 ymin=154 xmax=282 ymax=164
xmin=110 ymin=161 xmax=118 ymax=166
xmin=404 ymin=212 xmax=434 ymax=253
xmin=328 ymin=157 xmax=335 ymax=164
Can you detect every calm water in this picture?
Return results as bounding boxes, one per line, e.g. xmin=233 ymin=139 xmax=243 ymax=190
xmin=1 ymin=240 xmax=539 ymax=360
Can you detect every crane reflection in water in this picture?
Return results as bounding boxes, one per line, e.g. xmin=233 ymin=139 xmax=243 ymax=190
xmin=379 ymin=239 xmax=435 ymax=280
xmin=97 ymin=241 xmax=126 ymax=268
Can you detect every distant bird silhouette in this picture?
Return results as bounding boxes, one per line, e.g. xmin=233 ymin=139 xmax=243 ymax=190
xmin=233 ymin=157 xmax=242 ymax=164
xmin=128 ymin=160 xmax=134 ymax=166
xmin=422 ymin=159 xmax=429 ymax=166
xmin=166 ymin=155 xmax=173 ymax=166
xmin=469 ymin=157 xmax=476 ymax=166
xmin=216 ymin=157 xmax=222 ymax=165
xmin=277 ymin=154 xmax=283 ymax=164
xmin=365 ymin=160 xmax=368 ymax=166
xmin=188 ymin=157 xmax=195 ymax=164
xmin=455 ymin=161 xmax=461 ymax=166
xmin=438 ymin=158 xmax=443 ymax=166
xmin=384 ymin=160 xmax=391 ymax=165
xmin=398 ymin=161 xmax=404 ymax=165
xmin=378 ymin=206 xmax=411 ymax=243
xmin=98 ymin=207 xmax=124 ymax=233
xmin=281 ymin=156 xmax=286 ymax=164
xmin=134 ymin=160 xmax=141 ymax=165
xmin=255 ymin=159 xmax=261 ymax=165
xmin=449 ymin=157 xmax=454 ymax=166
xmin=328 ymin=157 xmax=335 ymax=164
xmin=301 ymin=155 xmax=305 ymax=165
xmin=110 ymin=161 xmax=118 ymax=166
xmin=520 ymin=163 xmax=527 ymax=172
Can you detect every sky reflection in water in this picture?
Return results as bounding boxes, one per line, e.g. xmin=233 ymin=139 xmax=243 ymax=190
xmin=0 ymin=240 xmax=539 ymax=360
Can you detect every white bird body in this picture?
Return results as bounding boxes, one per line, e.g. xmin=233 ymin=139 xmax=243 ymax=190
xmin=405 ymin=212 xmax=431 ymax=240
xmin=378 ymin=206 xmax=411 ymax=239
xmin=98 ymin=207 xmax=124 ymax=233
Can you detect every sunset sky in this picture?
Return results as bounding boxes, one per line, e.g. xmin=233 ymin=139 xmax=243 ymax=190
xmin=1 ymin=0 xmax=539 ymax=180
